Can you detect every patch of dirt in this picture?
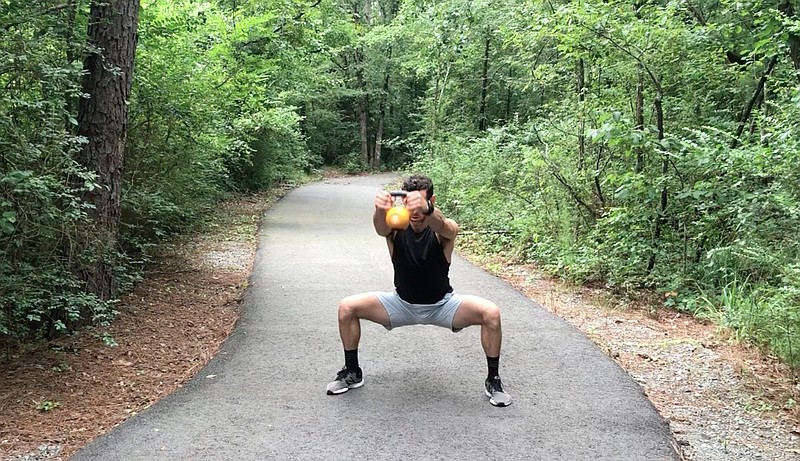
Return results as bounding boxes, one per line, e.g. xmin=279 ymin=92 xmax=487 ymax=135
xmin=2 ymin=174 xmax=799 ymax=461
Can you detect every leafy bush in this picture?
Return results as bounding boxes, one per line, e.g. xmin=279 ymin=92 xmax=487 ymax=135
xmin=226 ymin=106 xmax=312 ymax=191
xmin=0 ymin=169 xmax=114 ymax=342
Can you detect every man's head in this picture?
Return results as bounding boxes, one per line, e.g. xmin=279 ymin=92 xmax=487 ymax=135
xmin=402 ymin=174 xmax=434 ymax=200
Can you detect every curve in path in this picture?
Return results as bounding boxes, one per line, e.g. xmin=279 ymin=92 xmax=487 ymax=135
xmin=71 ymin=174 xmax=680 ymax=461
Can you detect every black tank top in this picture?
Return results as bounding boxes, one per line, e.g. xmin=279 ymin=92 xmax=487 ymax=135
xmin=392 ymin=226 xmax=453 ymax=304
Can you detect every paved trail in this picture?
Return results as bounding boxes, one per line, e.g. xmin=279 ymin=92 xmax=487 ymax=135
xmin=71 ymin=174 xmax=680 ymax=461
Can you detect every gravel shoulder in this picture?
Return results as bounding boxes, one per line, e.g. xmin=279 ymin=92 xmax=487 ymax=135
xmin=458 ymin=249 xmax=800 ymax=461
xmin=1 ymin=174 xmax=798 ymax=460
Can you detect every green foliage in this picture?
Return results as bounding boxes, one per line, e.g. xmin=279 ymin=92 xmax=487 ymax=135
xmin=2 ymin=0 xmax=799 ymax=369
xmin=0 ymin=260 xmax=114 ymax=341
xmin=403 ymin=0 xmax=800 ymax=365
xmin=1 ymin=0 xmax=337 ymax=344
xmin=226 ymin=106 xmax=312 ymax=191
xmin=0 ymin=1 xmax=116 ymax=343
xmin=695 ymin=268 xmax=800 ymax=366
xmin=36 ymin=400 xmax=60 ymax=412
xmin=123 ymin=0 xmax=338 ymax=237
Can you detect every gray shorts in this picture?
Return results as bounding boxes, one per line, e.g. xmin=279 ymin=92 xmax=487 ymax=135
xmin=374 ymin=291 xmax=465 ymax=332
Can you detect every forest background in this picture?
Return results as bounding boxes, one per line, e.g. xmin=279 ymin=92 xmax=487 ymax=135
xmin=1 ymin=0 xmax=799 ymax=376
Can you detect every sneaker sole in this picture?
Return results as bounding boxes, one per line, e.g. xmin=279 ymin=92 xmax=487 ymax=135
xmin=326 ymin=379 xmax=365 ymax=395
xmin=485 ymin=389 xmax=512 ymax=407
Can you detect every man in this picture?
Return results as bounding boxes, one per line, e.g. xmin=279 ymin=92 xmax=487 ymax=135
xmin=325 ymin=174 xmax=512 ymax=407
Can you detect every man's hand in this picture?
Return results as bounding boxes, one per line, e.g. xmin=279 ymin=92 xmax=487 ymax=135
xmin=403 ymin=190 xmax=429 ymax=215
xmin=373 ymin=191 xmax=394 ymax=237
xmin=375 ymin=191 xmax=393 ymax=211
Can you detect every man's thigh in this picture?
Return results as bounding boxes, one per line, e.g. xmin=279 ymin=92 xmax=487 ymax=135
xmin=451 ymin=294 xmax=496 ymax=330
xmin=341 ymin=292 xmax=391 ymax=327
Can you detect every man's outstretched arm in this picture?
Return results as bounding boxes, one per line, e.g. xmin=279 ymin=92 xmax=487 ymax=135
xmin=425 ymin=208 xmax=459 ymax=241
xmin=373 ymin=190 xmax=393 ymax=237
xmin=404 ymin=190 xmax=459 ymax=240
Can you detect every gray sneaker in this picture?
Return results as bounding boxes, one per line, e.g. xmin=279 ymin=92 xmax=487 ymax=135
xmin=485 ymin=375 xmax=512 ymax=407
xmin=326 ymin=367 xmax=364 ymax=395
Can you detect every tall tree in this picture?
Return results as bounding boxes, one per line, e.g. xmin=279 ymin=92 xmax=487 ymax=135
xmin=76 ymin=0 xmax=140 ymax=300
xmin=355 ymin=0 xmax=372 ymax=167
xmin=373 ymin=46 xmax=391 ymax=170
xmin=477 ymin=31 xmax=491 ymax=131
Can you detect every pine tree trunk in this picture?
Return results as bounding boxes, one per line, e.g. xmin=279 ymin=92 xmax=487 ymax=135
xmin=75 ymin=0 xmax=139 ymax=301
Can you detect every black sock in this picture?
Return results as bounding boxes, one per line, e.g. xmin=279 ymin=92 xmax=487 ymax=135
xmin=487 ymin=356 xmax=499 ymax=379
xmin=344 ymin=349 xmax=359 ymax=372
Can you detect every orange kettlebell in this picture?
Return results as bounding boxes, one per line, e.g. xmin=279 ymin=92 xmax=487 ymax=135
xmin=385 ymin=191 xmax=410 ymax=230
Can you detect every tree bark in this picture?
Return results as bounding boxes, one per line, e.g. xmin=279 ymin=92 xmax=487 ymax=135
xmin=356 ymin=52 xmax=370 ymax=166
xmin=504 ymin=67 xmax=513 ymax=123
xmin=64 ymin=0 xmax=77 ymax=64
xmin=355 ymin=0 xmax=372 ymax=167
xmin=634 ymin=63 xmax=645 ymax=173
xmin=646 ymin=94 xmax=666 ymax=274
xmin=478 ymin=33 xmax=490 ymax=131
xmin=576 ymin=58 xmax=585 ymax=170
xmin=374 ymin=47 xmax=392 ymax=171
xmin=364 ymin=0 xmax=372 ymax=24
xmin=76 ymin=0 xmax=139 ymax=300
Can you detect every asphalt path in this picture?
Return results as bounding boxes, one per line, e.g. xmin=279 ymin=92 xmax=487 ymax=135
xmin=70 ymin=173 xmax=681 ymax=461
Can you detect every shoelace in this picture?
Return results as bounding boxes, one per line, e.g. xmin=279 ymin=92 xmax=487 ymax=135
xmin=336 ymin=368 xmax=360 ymax=382
xmin=489 ymin=377 xmax=504 ymax=393
xmin=336 ymin=369 xmax=349 ymax=380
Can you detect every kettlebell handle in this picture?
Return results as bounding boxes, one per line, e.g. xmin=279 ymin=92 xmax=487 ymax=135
xmin=389 ymin=191 xmax=407 ymax=197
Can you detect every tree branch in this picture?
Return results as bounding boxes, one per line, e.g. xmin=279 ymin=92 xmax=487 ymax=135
xmin=274 ymin=0 xmax=324 ymax=34
xmin=3 ymin=3 xmax=71 ymax=31
xmin=731 ymin=55 xmax=778 ymax=149
xmin=540 ymin=143 xmax=597 ymax=220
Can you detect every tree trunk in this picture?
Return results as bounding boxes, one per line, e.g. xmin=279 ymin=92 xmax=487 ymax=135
xmin=63 ymin=0 xmax=79 ymax=134
xmin=364 ymin=0 xmax=372 ymax=24
xmin=634 ymin=63 xmax=645 ymax=173
xmin=594 ymin=147 xmax=605 ymax=208
xmin=373 ymin=88 xmax=386 ymax=170
xmin=358 ymin=82 xmax=370 ymax=165
xmin=646 ymin=93 xmax=666 ymax=274
xmin=576 ymin=58 xmax=585 ymax=170
xmin=779 ymin=1 xmax=800 ymax=71
xmin=75 ymin=0 xmax=139 ymax=300
xmin=356 ymin=0 xmax=372 ymax=167
xmin=633 ymin=0 xmax=646 ymax=174
xmin=374 ymin=47 xmax=392 ymax=171
xmin=353 ymin=48 xmax=370 ymax=166
xmin=478 ymin=33 xmax=490 ymax=131
xmin=504 ymin=68 xmax=513 ymax=123
xmin=64 ymin=0 xmax=77 ymax=64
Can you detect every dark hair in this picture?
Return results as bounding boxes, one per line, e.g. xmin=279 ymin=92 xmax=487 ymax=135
xmin=402 ymin=174 xmax=434 ymax=198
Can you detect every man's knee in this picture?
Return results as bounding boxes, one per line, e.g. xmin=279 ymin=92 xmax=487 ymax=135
xmin=338 ymin=298 xmax=357 ymax=321
xmin=482 ymin=302 xmax=501 ymax=329
xmin=339 ymin=294 xmax=389 ymax=326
